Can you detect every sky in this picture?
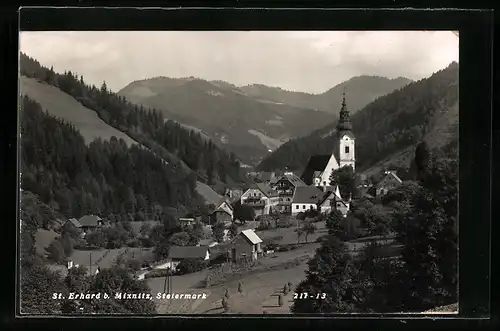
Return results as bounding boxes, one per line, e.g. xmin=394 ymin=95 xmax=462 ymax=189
xmin=19 ymin=31 xmax=459 ymax=94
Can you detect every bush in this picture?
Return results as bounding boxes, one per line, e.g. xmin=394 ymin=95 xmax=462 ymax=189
xmin=238 ymin=282 xmax=243 ymax=293
xmin=140 ymin=237 xmax=154 ymax=248
xmin=126 ymin=239 xmax=140 ymax=248
xmin=46 ymin=239 xmax=65 ymax=263
xmin=127 ymin=259 xmax=142 ymax=272
xmin=283 ymin=284 xmax=289 ymax=295
xmin=175 ymin=258 xmax=209 ymax=275
xmin=210 ymin=253 xmax=228 ymax=266
xmin=144 ymin=268 xmax=171 ymax=279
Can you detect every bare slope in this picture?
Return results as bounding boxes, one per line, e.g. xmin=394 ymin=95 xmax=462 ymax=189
xmin=20 ymin=76 xmax=221 ymax=205
xmin=20 ymin=76 xmax=138 ymax=147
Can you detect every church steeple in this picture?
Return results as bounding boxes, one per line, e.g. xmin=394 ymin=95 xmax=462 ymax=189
xmin=336 ymin=91 xmax=353 ymax=139
xmin=336 ymin=90 xmax=356 ymax=171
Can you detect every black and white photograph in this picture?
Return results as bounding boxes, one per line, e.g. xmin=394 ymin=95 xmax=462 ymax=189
xmin=18 ymin=29 xmax=459 ymax=315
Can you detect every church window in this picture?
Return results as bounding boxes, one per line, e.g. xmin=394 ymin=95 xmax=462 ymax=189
xmin=296 ymin=205 xmax=299 ymax=209
xmin=323 ymin=181 xmax=326 ymax=186
xmin=345 ymin=146 xmax=349 ymax=153
xmin=302 ymin=205 xmax=305 ymax=209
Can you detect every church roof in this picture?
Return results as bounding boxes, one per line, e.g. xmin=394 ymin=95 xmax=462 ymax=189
xmin=300 ymin=154 xmax=332 ymax=185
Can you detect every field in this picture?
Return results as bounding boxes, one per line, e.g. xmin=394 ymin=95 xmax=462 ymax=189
xmin=255 ymin=220 xmax=328 ymax=245
xmin=68 ymin=247 xmax=154 ymax=269
xmin=147 ymin=242 xmax=320 ymax=314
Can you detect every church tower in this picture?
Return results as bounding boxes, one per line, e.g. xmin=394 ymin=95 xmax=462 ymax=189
xmin=336 ymin=91 xmax=355 ymax=171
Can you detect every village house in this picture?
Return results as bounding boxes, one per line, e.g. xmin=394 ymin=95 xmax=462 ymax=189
xmin=240 ymin=182 xmax=279 ymax=217
xmin=78 ymin=215 xmax=103 ymax=234
xmin=373 ymin=171 xmax=403 ymax=197
xmin=301 ymin=92 xmax=356 ymax=187
xmin=271 ymin=172 xmax=307 ymax=214
xmin=291 ymin=186 xmax=324 ymax=215
xmin=164 ymin=246 xmax=211 ymax=272
xmin=317 ymin=185 xmax=351 ymax=217
xmin=209 ymin=198 xmax=234 ymax=225
xmin=229 ymin=229 xmax=263 ymax=262
xmin=224 ymin=188 xmax=243 ymax=202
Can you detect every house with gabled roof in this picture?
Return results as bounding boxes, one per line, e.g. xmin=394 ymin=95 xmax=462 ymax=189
xmin=240 ymin=182 xmax=279 ymax=216
xmin=270 ymin=172 xmax=307 ymax=213
xmin=229 ymin=229 xmax=263 ymax=262
xmin=209 ymin=197 xmax=234 ymax=225
xmin=165 ymin=245 xmax=211 ymax=272
xmin=374 ymin=171 xmax=403 ymax=197
xmin=291 ymin=186 xmax=324 ymax=215
xmin=317 ymin=185 xmax=351 ymax=217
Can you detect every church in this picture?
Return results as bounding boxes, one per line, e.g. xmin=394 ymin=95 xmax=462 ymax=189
xmin=300 ymin=92 xmax=356 ymax=189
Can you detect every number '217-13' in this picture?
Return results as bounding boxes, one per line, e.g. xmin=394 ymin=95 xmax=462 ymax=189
xmin=293 ymin=292 xmax=327 ymax=299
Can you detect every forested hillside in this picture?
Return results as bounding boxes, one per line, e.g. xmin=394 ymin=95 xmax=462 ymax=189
xmin=21 ymin=95 xmax=201 ymax=220
xmin=257 ymin=62 xmax=458 ymax=173
xmin=20 ymin=53 xmax=246 ymax=189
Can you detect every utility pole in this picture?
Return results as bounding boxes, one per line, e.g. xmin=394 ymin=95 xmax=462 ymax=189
xmin=163 ymin=267 xmax=172 ymax=294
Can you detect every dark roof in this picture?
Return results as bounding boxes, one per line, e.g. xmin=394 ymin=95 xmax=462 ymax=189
xmin=168 ymin=246 xmax=209 ymax=259
xmin=258 ymin=172 xmax=273 ymax=182
xmin=252 ymin=183 xmax=278 ymax=197
xmin=275 ymin=173 xmax=307 ymax=187
xmin=376 ymin=171 xmax=403 ymax=188
xmin=79 ymin=215 xmax=102 ymax=227
xmin=318 ymin=190 xmax=348 ymax=207
xmin=300 ymin=155 xmax=332 ymax=185
xmin=292 ymin=186 xmax=324 ymax=204
xmin=215 ymin=197 xmax=233 ymax=211
xmin=67 ymin=218 xmax=82 ymax=228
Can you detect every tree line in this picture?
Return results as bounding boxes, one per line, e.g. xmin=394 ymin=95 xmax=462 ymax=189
xmin=291 ymin=141 xmax=458 ymax=313
xmin=20 ymin=53 xmax=245 ymax=186
xmin=257 ymin=62 xmax=458 ymax=172
xmin=21 ymin=95 xmax=202 ymax=220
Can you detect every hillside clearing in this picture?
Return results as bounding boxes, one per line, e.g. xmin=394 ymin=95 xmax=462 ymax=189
xmin=20 ymin=76 xmax=139 ymax=147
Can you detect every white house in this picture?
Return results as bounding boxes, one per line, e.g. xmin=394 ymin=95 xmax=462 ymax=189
xmin=317 ymin=185 xmax=351 ymax=217
xmin=240 ymin=182 xmax=279 ymax=216
xmin=291 ymin=186 xmax=324 ymax=215
xmin=161 ymin=246 xmax=211 ymax=272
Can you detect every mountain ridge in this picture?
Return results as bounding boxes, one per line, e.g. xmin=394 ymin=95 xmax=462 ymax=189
xmin=257 ymin=62 xmax=458 ymax=176
xmin=118 ymin=75 xmax=411 ymax=164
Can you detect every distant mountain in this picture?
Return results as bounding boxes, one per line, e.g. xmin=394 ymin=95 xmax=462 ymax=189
xmin=118 ymin=75 xmax=410 ymax=165
xmin=239 ymin=76 xmax=413 ymax=114
xmin=257 ymin=62 xmax=458 ymax=176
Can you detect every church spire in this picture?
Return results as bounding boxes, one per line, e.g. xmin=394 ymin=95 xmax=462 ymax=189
xmin=337 ymin=90 xmax=353 ymax=138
